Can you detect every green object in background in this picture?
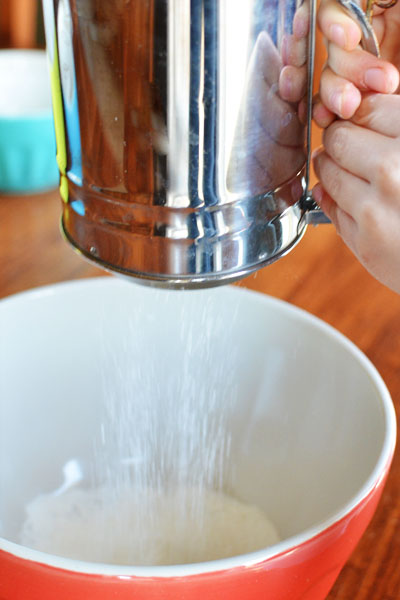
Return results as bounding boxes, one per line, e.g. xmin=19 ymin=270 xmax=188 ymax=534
xmin=42 ymin=4 xmax=68 ymax=203
xmin=49 ymin=29 xmax=68 ymax=202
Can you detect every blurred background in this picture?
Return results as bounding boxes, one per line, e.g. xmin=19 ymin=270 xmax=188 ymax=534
xmin=0 ymin=0 xmax=325 ymax=194
xmin=0 ymin=0 xmax=45 ymax=49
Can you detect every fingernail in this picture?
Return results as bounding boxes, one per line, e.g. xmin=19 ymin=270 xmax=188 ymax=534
xmin=329 ymin=24 xmax=347 ymax=48
xmin=364 ymin=68 xmax=387 ymax=91
xmin=279 ymin=68 xmax=292 ymax=100
xmin=341 ymin=85 xmax=361 ymax=118
xmin=330 ymin=85 xmax=360 ymax=119
xmin=330 ymin=90 xmax=343 ymax=116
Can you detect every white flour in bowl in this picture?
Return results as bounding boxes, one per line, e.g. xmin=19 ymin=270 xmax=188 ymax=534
xmin=20 ymin=485 xmax=280 ymax=565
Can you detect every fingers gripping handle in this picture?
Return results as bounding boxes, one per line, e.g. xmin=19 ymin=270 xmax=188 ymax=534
xmin=305 ymin=0 xmax=380 ymax=226
xmin=336 ymin=0 xmax=380 ymax=56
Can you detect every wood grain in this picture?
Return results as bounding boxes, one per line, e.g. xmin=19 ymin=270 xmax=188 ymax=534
xmin=0 ymin=190 xmax=399 ymax=599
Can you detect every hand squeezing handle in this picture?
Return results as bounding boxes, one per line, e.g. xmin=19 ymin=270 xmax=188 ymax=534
xmin=336 ymin=0 xmax=399 ymax=57
xmin=304 ymin=0 xmax=394 ymax=224
xmin=336 ymin=0 xmax=380 ymax=56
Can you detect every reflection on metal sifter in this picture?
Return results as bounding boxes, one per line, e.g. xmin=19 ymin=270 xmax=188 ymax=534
xmin=42 ymin=0 xmax=391 ymax=288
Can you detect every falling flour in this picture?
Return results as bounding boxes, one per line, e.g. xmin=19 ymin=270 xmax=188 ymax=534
xmin=19 ymin=294 xmax=280 ymax=567
xmin=20 ymin=485 xmax=280 ymax=565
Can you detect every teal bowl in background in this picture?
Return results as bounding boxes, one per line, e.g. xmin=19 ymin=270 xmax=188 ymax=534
xmin=0 ymin=50 xmax=59 ymax=194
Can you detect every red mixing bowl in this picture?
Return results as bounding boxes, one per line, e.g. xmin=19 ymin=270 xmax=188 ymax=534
xmin=0 ymin=278 xmax=396 ymax=599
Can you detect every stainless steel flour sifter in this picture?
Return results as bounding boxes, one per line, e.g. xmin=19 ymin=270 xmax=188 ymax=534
xmin=42 ymin=0 xmax=386 ymax=288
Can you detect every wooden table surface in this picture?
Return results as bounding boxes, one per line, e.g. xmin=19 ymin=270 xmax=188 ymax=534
xmin=1 ymin=189 xmax=399 ymax=599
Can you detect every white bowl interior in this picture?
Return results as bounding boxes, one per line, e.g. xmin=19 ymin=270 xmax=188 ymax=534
xmin=0 ymin=278 xmax=394 ymax=566
xmin=0 ymin=50 xmax=52 ymax=117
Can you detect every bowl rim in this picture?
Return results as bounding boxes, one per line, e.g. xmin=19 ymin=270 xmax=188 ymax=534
xmin=0 ymin=277 xmax=397 ymax=577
